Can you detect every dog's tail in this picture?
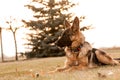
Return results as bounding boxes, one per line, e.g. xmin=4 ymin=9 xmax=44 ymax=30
xmin=114 ymin=58 xmax=120 ymax=60
xmin=114 ymin=58 xmax=120 ymax=63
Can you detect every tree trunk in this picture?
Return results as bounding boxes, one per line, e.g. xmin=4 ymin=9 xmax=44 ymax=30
xmin=13 ymin=32 xmax=18 ymax=61
xmin=0 ymin=28 xmax=4 ymax=62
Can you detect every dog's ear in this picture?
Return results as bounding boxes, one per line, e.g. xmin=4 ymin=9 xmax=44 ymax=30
xmin=72 ymin=17 xmax=80 ymax=31
xmin=64 ymin=20 xmax=71 ymax=28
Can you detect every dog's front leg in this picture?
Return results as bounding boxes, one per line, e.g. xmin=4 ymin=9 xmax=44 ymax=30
xmin=64 ymin=64 xmax=88 ymax=72
xmin=55 ymin=65 xmax=70 ymax=72
xmin=48 ymin=65 xmax=70 ymax=73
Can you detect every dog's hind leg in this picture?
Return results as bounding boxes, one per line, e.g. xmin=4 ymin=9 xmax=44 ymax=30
xmin=95 ymin=50 xmax=119 ymax=65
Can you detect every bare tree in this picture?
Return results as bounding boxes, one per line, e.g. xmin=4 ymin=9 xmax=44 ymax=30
xmin=6 ymin=18 xmax=19 ymax=61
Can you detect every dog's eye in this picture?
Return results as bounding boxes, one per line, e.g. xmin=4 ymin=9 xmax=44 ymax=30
xmin=67 ymin=31 xmax=73 ymax=35
xmin=70 ymin=31 xmax=76 ymax=35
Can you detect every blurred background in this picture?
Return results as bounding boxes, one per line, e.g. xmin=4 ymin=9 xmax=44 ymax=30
xmin=0 ymin=0 xmax=120 ymax=61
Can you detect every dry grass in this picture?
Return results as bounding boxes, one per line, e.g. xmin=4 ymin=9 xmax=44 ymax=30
xmin=0 ymin=49 xmax=120 ymax=80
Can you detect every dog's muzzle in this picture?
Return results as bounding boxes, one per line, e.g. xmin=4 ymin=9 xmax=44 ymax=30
xmin=55 ymin=37 xmax=72 ymax=47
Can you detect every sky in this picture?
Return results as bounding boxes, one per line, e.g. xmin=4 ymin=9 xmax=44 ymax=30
xmin=0 ymin=0 xmax=120 ymax=57
xmin=0 ymin=0 xmax=33 ymax=21
xmin=0 ymin=0 xmax=33 ymax=57
xmin=74 ymin=0 xmax=120 ymax=48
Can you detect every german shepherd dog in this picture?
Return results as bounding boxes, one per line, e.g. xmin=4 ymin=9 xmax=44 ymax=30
xmin=51 ymin=17 xmax=119 ymax=72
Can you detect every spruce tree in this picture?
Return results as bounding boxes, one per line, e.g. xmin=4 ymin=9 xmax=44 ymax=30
xmin=22 ymin=0 xmax=76 ymax=58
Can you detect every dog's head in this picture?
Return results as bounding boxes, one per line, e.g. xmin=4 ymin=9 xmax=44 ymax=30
xmin=56 ymin=17 xmax=85 ymax=48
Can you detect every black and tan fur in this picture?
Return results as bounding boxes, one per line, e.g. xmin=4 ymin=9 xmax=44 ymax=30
xmin=51 ymin=17 xmax=119 ymax=72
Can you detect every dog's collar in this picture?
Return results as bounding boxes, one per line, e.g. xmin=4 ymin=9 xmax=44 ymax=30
xmin=70 ymin=44 xmax=83 ymax=52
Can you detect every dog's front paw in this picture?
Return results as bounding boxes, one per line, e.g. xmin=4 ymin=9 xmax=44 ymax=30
xmin=48 ymin=68 xmax=65 ymax=74
xmin=56 ymin=68 xmax=65 ymax=72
